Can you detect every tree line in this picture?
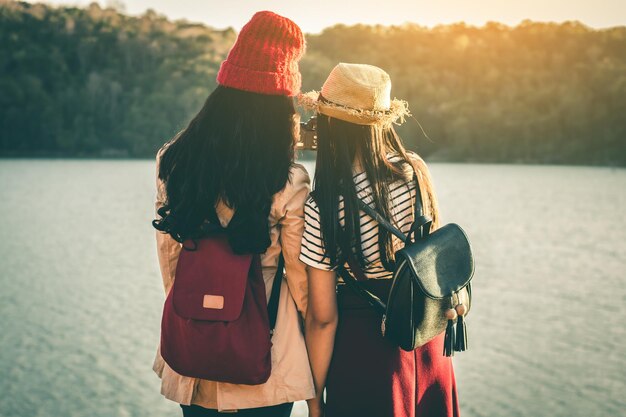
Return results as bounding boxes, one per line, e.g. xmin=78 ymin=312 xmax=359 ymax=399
xmin=1 ymin=1 xmax=625 ymax=165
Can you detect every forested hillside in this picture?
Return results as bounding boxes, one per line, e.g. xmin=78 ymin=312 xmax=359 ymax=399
xmin=1 ymin=1 xmax=625 ymax=164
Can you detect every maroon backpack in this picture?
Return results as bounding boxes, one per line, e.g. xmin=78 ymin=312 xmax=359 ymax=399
xmin=160 ymin=233 xmax=283 ymax=385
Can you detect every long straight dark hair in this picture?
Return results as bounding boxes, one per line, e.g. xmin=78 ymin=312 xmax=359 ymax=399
xmin=152 ymin=85 xmax=297 ymax=254
xmin=313 ymin=114 xmax=413 ymax=270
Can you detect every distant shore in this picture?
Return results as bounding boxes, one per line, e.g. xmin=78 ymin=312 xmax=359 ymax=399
xmin=2 ymin=2 xmax=625 ymax=167
xmin=1 ymin=153 xmax=624 ymax=168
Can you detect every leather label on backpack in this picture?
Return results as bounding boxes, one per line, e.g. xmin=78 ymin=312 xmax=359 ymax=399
xmin=203 ymin=294 xmax=224 ymax=309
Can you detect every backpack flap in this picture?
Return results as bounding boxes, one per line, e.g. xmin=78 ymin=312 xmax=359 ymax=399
xmin=396 ymin=223 xmax=474 ymax=299
xmin=172 ymin=234 xmax=254 ymax=322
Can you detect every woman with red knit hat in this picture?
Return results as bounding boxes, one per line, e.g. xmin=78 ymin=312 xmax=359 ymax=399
xmin=151 ymin=11 xmax=314 ymax=417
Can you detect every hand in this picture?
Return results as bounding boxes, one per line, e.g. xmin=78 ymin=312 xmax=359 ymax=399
xmin=307 ymin=399 xmax=324 ymax=417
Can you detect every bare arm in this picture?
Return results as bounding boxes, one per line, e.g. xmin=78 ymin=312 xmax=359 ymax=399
xmin=305 ymin=266 xmax=338 ymax=417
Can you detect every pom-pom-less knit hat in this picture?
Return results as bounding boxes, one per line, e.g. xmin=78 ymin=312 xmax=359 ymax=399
xmin=216 ymin=11 xmax=305 ymax=96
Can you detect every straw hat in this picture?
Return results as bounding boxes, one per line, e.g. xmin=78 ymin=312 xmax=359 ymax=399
xmin=298 ymin=63 xmax=410 ymax=126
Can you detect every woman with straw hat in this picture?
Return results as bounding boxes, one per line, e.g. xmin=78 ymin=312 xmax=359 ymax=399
xmin=300 ymin=63 xmax=460 ymax=417
xmin=152 ymin=11 xmax=315 ymax=417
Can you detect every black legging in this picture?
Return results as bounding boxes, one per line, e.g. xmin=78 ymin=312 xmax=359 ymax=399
xmin=180 ymin=403 xmax=293 ymax=417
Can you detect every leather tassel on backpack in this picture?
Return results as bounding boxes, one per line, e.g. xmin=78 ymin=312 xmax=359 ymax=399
xmin=455 ymin=314 xmax=468 ymax=352
xmin=443 ymin=318 xmax=456 ymax=357
xmin=443 ymin=306 xmax=457 ymax=357
xmin=454 ymin=302 xmax=468 ymax=352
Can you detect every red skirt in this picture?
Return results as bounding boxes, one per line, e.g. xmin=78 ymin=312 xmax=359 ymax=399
xmin=325 ymin=280 xmax=460 ymax=417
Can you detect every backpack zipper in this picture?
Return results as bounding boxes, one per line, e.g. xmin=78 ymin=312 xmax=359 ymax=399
xmin=380 ymin=259 xmax=407 ymax=337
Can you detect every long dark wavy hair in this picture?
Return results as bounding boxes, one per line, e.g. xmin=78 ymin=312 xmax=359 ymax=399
xmin=152 ymin=85 xmax=297 ymax=254
xmin=313 ymin=114 xmax=413 ymax=270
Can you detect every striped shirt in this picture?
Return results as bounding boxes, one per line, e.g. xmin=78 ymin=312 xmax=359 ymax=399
xmin=299 ymin=155 xmax=418 ymax=279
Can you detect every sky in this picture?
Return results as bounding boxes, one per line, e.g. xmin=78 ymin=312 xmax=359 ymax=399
xmin=28 ymin=0 xmax=625 ymax=32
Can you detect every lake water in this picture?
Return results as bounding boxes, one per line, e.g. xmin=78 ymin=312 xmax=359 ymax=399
xmin=0 ymin=160 xmax=624 ymax=417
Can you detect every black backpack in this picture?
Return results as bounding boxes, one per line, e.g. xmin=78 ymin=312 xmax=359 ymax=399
xmin=337 ymin=164 xmax=474 ymax=356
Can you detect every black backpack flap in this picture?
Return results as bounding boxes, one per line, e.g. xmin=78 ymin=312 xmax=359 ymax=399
xmin=396 ymin=223 xmax=474 ymax=299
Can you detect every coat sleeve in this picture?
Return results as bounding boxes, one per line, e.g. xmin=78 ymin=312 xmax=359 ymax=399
xmin=276 ymin=163 xmax=312 ymax=318
xmin=155 ymin=148 xmax=182 ymax=295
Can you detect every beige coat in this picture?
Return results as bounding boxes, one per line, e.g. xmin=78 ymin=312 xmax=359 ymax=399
xmin=152 ymin=154 xmax=315 ymax=411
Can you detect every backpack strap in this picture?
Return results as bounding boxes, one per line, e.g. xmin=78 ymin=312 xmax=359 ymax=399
xmin=335 ymin=158 xmax=430 ymax=313
xmin=405 ymin=157 xmax=434 ymax=239
xmin=267 ymin=252 xmax=284 ymax=336
xmin=356 ymin=161 xmax=432 ymax=243
xmin=356 ymin=199 xmax=408 ymax=242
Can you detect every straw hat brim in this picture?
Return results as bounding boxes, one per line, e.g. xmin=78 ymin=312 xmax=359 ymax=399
xmin=297 ymin=91 xmax=411 ymax=127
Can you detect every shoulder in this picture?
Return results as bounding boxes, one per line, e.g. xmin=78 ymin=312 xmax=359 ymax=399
xmin=406 ymin=151 xmax=426 ymax=167
xmin=404 ymin=151 xmax=433 ymax=178
xmin=156 ymin=144 xmax=166 ymax=161
xmin=289 ymin=162 xmax=311 ymax=188
xmin=406 ymin=150 xmax=426 ymax=165
xmin=155 ymin=144 xmax=167 ymax=169
xmin=285 ymin=163 xmax=311 ymax=200
xmin=304 ymin=193 xmax=319 ymax=216
xmin=155 ymin=142 xmax=173 ymax=186
xmin=156 ymin=132 xmax=183 ymax=167
xmin=271 ymin=162 xmax=312 ymax=218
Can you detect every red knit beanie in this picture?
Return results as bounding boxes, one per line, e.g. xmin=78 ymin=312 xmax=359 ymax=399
xmin=216 ymin=11 xmax=305 ymax=96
